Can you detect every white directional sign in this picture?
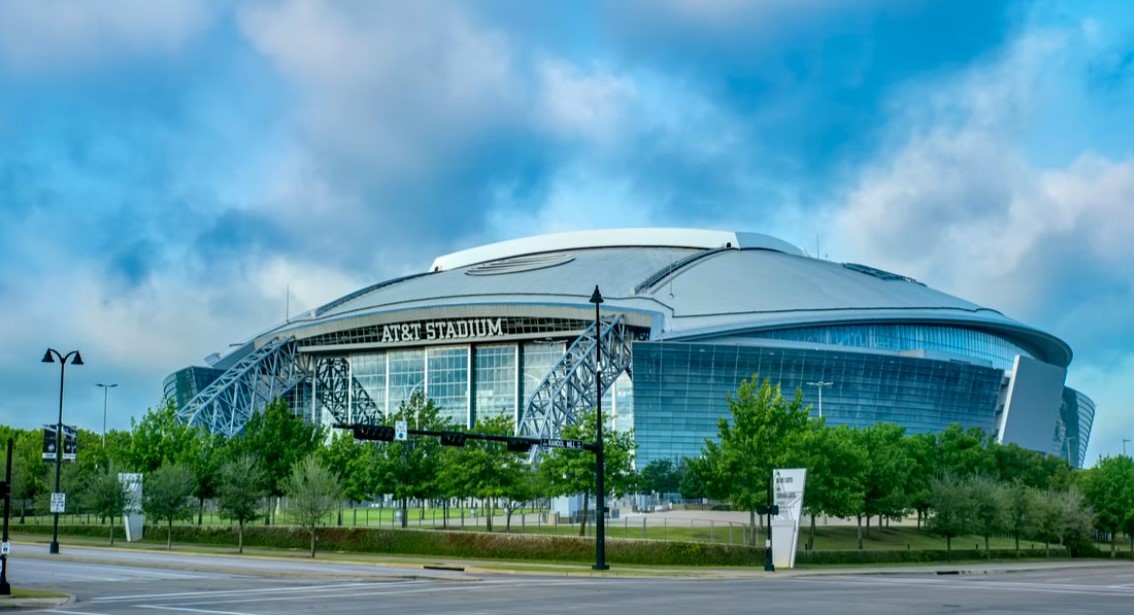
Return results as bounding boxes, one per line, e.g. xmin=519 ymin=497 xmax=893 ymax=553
xmin=50 ymin=492 xmax=66 ymax=513
xmin=394 ymin=420 xmax=408 ymax=442
xmin=1 ymin=542 xmax=10 ymax=555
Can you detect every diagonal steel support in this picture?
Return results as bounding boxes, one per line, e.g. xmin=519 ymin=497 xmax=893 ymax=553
xmin=518 ymin=315 xmax=633 ymax=439
xmin=313 ymin=357 xmax=382 ymax=426
xmin=177 ymin=337 xmax=308 ymax=437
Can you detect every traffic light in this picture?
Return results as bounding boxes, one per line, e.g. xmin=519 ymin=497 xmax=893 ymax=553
xmin=439 ymin=433 xmax=467 ymax=447
xmin=506 ymin=439 xmax=534 ymax=453
xmin=353 ymin=425 xmax=395 ymax=442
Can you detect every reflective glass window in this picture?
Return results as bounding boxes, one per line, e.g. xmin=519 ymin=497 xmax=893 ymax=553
xmin=387 ymin=349 xmax=425 ymax=413
xmin=473 ymin=345 xmax=517 ymax=425
xmin=427 ymin=347 xmax=469 ymax=426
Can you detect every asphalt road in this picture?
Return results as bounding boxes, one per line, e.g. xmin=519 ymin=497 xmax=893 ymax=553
xmin=8 ymin=545 xmax=1134 ymax=614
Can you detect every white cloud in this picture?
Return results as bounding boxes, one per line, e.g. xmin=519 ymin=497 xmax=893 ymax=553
xmin=0 ymin=0 xmax=216 ymax=71
xmin=238 ymin=0 xmax=519 ymax=177
xmin=535 ymin=60 xmax=637 ymax=145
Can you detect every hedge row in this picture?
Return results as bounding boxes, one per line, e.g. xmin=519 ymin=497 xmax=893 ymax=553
xmin=796 ymin=546 xmax=1068 ymax=565
xmin=18 ymin=523 xmax=1106 ymax=566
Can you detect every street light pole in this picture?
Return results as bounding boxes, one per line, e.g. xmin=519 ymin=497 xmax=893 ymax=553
xmin=42 ymin=348 xmax=83 ymax=555
xmin=1124 ymin=439 xmax=1130 ymax=457
xmin=590 ymin=285 xmax=609 ymax=571
xmin=96 ymin=383 xmax=117 ymax=447
xmin=806 ymin=381 xmax=833 ymax=419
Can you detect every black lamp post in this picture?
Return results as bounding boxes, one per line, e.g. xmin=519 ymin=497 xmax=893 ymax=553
xmin=42 ymin=348 xmax=83 ymax=555
xmin=590 ymin=285 xmax=609 ymax=571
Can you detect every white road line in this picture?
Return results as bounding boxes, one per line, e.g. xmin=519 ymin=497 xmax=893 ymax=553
xmin=793 ymin=576 xmax=1134 ymax=597
xmin=140 ymin=606 xmax=261 ymax=615
xmin=92 ymin=580 xmax=423 ymax=602
xmin=46 ymin=610 xmax=112 ymax=615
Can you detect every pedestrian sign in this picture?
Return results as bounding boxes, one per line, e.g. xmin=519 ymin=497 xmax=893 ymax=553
xmin=395 ymin=420 xmax=408 ymax=441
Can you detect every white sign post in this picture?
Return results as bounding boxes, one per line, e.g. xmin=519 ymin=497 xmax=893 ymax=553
xmin=119 ymin=473 xmax=144 ymax=541
xmin=394 ymin=420 xmax=408 ymax=442
xmin=770 ymin=468 xmax=807 ymax=569
xmin=49 ymin=492 xmax=66 ymax=514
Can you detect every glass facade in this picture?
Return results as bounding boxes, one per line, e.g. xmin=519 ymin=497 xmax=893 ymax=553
xmin=426 ymin=347 xmax=469 ymax=425
xmin=473 ymin=345 xmax=517 ymax=424
xmin=631 ymin=341 xmax=1005 ymax=468
xmin=1058 ymin=387 xmax=1095 ymax=469
xmin=387 ymin=349 xmax=425 ymax=412
xmin=753 ymin=324 xmax=1035 ymax=371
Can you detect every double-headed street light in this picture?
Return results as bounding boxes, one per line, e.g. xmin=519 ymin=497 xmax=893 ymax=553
xmin=96 ymin=383 xmax=117 ymax=447
xmin=590 ymin=285 xmax=609 ymax=571
xmin=42 ymin=348 xmax=83 ymax=555
xmin=806 ymin=381 xmax=833 ymax=419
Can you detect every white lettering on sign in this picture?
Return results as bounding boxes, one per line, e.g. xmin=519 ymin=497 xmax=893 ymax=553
xmin=381 ymin=318 xmax=505 ymax=344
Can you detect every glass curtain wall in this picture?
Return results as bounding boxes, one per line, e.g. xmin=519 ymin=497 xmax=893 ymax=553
xmin=473 ymin=345 xmax=517 ymax=425
xmin=426 ymin=346 xmax=470 ymax=426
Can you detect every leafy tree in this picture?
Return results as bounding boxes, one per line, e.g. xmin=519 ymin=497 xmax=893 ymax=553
xmin=969 ymin=474 xmax=1007 ymax=558
xmin=1004 ymin=481 xmax=1038 ymax=555
xmin=285 ymin=455 xmax=343 ymax=558
xmin=697 ymin=376 xmax=810 ymax=544
xmin=903 ymin=432 xmax=938 ymax=529
xmin=639 ymin=459 xmax=681 ymax=497
xmin=927 ymin=473 xmax=973 ymax=553
xmin=994 ymin=443 xmax=1055 ymax=489
xmin=438 ymin=414 xmax=525 ymax=532
xmin=215 ymin=453 xmax=268 ymax=554
xmin=370 ymin=393 xmax=449 ymax=528
xmin=318 ymin=430 xmax=373 ymax=525
xmin=83 ymin=467 xmax=129 ymax=545
xmin=799 ymin=425 xmax=865 ymax=550
xmin=852 ymin=422 xmax=911 ymax=544
xmin=8 ymin=431 xmax=47 ymax=522
xmin=183 ymin=429 xmax=226 ymax=525
xmin=142 ymin=464 xmax=196 ymax=549
xmin=230 ymin=398 xmax=324 ymax=524
xmin=1082 ymin=455 xmax=1134 ymax=556
xmin=502 ymin=465 xmax=542 ymax=531
xmin=124 ymin=399 xmax=199 ymax=473
xmin=539 ymin=409 xmax=637 ymax=537
xmin=678 ymin=457 xmax=706 ymax=501
xmin=936 ymin=424 xmax=996 ymax=478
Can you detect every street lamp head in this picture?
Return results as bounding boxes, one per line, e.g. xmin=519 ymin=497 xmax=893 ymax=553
xmin=589 ymin=285 xmax=603 ymax=305
xmin=42 ymin=349 xmax=55 ymax=363
xmin=97 ymin=383 xmax=118 ymax=389
xmin=71 ymin=352 xmax=84 ymax=366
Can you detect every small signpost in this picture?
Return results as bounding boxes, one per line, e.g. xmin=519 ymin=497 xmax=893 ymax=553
xmin=50 ymin=493 xmax=66 ymax=514
xmin=394 ymin=420 xmax=408 ymax=442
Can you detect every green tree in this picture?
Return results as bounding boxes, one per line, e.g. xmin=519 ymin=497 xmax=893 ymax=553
xmin=799 ymin=425 xmax=865 ymax=550
xmin=183 ymin=429 xmax=226 ymax=525
xmin=215 ymin=453 xmax=268 ymax=554
xmin=1082 ymin=455 xmax=1134 ymax=556
xmin=438 ymin=414 xmax=524 ymax=532
xmin=370 ymin=393 xmax=449 ymax=528
xmin=1004 ymin=481 xmax=1038 ymax=555
xmin=8 ymin=431 xmax=47 ymax=522
xmin=285 ymin=455 xmax=343 ymax=558
xmin=142 ymin=464 xmax=196 ymax=549
xmin=927 ymin=473 xmax=973 ymax=553
xmin=678 ymin=457 xmax=706 ymax=501
xmin=318 ymin=430 xmax=372 ymax=525
xmin=969 ymin=474 xmax=1007 ymax=558
xmin=697 ymin=376 xmax=810 ymax=545
xmin=539 ymin=409 xmax=637 ymax=537
xmin=83 ymin=467 xmax=129 ymax=545
xmin=124 ymin=399 xmax=198 ymax=473
xmin=903 ymin=432 xmax=938 ymax=529
xmin=852 ymin=422 xmax=911 ymax=545
xmin=230 ymin=398 xmax=324 ymax=524
xmin=639 ymin=458 xmax=681 ymax=498
xmin=1033 ymin=487 xmax=1094 ymax=557
xmin=937 ymin=424 xmax=996 ymax=478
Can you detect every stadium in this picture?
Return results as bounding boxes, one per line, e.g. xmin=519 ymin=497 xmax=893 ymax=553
xmin=165 ymin=228 xmax=1095 ymax=468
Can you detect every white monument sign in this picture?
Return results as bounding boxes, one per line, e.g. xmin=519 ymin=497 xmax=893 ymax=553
xmin=770 ymin=468 xmax=807 ymax=569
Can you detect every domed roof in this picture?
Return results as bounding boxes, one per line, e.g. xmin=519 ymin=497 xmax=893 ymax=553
xmin=265 ymin=228 xmax=1071 ymax=367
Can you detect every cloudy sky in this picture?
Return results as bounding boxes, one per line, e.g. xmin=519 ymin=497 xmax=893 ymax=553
xmin=1 ymin=0 xmax=1131 ymax=463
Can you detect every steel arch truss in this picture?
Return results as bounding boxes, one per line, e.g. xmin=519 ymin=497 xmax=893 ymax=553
xmin=177 ymin=337 xmax=307 ymax=437
xmin=313 ymin=357 xmax=382 ymax=425
xmin=518 ymin=315 xmax=633 ymax=439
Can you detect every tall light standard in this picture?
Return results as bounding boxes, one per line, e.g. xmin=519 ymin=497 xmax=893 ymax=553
xmin=96 ymin=383 xmax=117 ymax=447
xmin=590 ymin=285 xmax=609 ymax=571
xmin=806 ymin=381 xmax=833 ymax=419
xmin=1124 ymin=439 xmax=1130 ymax=457
xmin=42 ymin=348 xmax=83 ymax=555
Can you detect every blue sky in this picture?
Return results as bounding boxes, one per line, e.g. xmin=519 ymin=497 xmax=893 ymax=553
xmin=1 ymin=0 xmax=1132 ymax=463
